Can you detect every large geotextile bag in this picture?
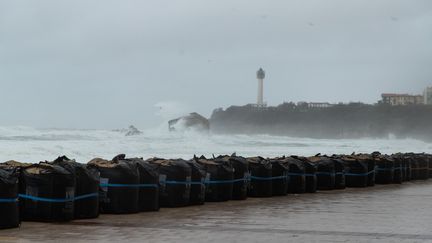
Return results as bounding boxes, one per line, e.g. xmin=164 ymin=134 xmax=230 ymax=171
xmin=287 ymin=157 xmax=307 ymax=193
xmin=396 ymin=155 xmax=411 ymax=182
xmin=390 ymin=156 xmax=403 ymax=184
xmin=365 ymin=156 xmax=376 ymax=186
xmin=147 ymin=158 xmax=191 ymax=207
xmin=50 ymin=156 xmax=100 ymax=219
xmin=114 ymin=155 xmax=160 ymax=211
xmin=405 ymin=154 xmax=421 ymax=180
xmin=331 ymin=158 xmax=346 ymax=189
xmin=391 ymin=154 xmax=404 ymax=181
xmin=347 ymin=154 xmax=376 ymax=186
xmin=185 ymin=160 xmax=206 ymax=205
xmin=20 ymin=163 xmax=75 ymax=222
xmin=405 ymin=156 xmax=412 ymax=181
xmin=303 ymin=160 xmax=317 ymax=193
xmin=374 ymin=155 xmax=395 ymax=184
xmin=88 ymin=158 xmax=140 ymax=214
xmin=339 ymin=156 xmax=368 ymax=187
xmin=215 ymin=154 xmax=249 ymax=200
xmin=0 ymin=161 xmax=32 ymax=222
xmin=290 ymin=156 xmax=318 ymax=193
xmin=268 ymin=158 xmax=289 ymax=196
xmin=247 ymin=157 xmax=272 ymax=197
xmin=194 ymin=156 xmax=234 ymax=202
xmin=415 ymin=154 xmax=429 ymax=180
xmin=428 ymin=154 xmax=432 ymax=178
xmin=0 ymin=168 xmax=20 ymax=229
xmin=307 ymin=156 xmax=336 ymax=190
xmin=396 ymin=155 xmax=408 ymax=182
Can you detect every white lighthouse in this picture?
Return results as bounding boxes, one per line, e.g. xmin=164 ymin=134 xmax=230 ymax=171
xmin=256 ymin=68 xmax=265 ymax=107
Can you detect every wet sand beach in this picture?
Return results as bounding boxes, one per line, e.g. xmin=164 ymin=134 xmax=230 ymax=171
xmin=1 ymin=180 xmax=432 ymax=242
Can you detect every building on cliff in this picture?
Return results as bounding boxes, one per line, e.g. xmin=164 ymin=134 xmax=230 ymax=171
xmin=424 ymin=87 xmax=432 ymax=105
xmin=381 ymin=93 xmax=424 ymax=106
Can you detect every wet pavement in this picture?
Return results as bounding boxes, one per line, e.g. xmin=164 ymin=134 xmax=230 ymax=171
xmin=2 ymin=180 xmax=432 ymax=242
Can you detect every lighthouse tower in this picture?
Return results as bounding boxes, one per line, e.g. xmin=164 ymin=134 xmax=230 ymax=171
xmin=256 ymin=68 xmax=265 ymax=106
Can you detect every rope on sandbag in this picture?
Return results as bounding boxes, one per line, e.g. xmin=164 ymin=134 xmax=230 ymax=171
xmin=18 ymin=192 xmax=99 ymax=203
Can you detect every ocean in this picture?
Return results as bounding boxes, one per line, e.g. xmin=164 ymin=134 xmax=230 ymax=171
xmin=1 ymin=125 xmax=431 ymax=163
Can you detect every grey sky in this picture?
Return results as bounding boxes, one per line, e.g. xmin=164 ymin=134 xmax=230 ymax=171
xmin=1 ymin=0 xmax=431 ymax=129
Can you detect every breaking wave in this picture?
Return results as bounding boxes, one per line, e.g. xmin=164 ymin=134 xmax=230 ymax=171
xmin=0 ymin=125 xmax=431 ymax=163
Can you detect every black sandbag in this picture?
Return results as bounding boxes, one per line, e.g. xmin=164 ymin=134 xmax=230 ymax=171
xmin=374 ymin=155 xmax=394 ymax=184
xmin=247 ymin=157 xmax=272 ymax=197
xmin=428 ymin=155 xmax=432 ymax=178
xmin=1 ymin=161 xmax=32 ymax=222
xmin=339 ymin=156 xmax=368 ymax=187
xmin=303 ymin=160 xmax=317 ymax=193
xmin=361 ymin=156 xmax=376 ymax=186
xmin=147 ymin=158 xmax=191 ymax=207
xmin=114 ymin=155 xmax=160 ymax=211
xmin=215 ymin=154 xmax=249 ymax=200
xmin=391 ymin=154 xmax=406 ymax=182
xmin=88 ymin=158 xmax=139 ymax=214
xmin=50 ymin=156 xmax=100 ymax=219
xmin=194 ymin=156 xmax=234 ymax=202
xmin=348 ymin=154 xmax=376 ymax=186
xmin=268 ymin=158 xmax=289 ymax=196
xmin=407 ymin=156 xmax=419 ymax=180
xmin=391 ymin=154 xmax=407 ymax=182
xmin=286 ymin=157 xmax=307 ymax=194
xmin=185 ymin=160 xmax=206 ymax=205
xmin=402 ymin=156 xmax=412 ymax=181
xmin=20 ymin=163 xmax=75 ymax=221
xmin=291 ymin=156 xmax=317 ymax=193
xmin=400 ymin=156 xmax=408 ymax=181
xmin=390 ymin=156 xmax=403 ymax=184
xmin=411 ymin=154 xmax=428 ymax=180
xmin=331 ymin=158 xmax=346 ymax=189
xmin=416 ymin=154 xmax=429 ymax=180
xmin=0 ymin=168 xmax=20 ymax=229
xmin=308 ymin=156 xmax=335 ymax=190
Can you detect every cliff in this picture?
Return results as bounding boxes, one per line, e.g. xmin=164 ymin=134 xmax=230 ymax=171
xmin=210 ymin=103 xmax=432 ymax=141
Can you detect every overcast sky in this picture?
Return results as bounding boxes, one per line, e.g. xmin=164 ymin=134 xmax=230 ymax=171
xmin=0 ymin=0 xmax=431 ymax=129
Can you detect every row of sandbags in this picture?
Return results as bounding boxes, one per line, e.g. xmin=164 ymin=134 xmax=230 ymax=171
xmin=1 ymin=152 xmax=431 ymax=229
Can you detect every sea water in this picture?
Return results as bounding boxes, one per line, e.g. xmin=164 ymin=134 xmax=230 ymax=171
xmin=1 ymin=125 xmax=431 ymax=163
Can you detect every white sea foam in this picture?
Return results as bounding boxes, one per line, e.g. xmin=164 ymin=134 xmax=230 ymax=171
xmin=0 ymin=125 xmax=431 ymax=163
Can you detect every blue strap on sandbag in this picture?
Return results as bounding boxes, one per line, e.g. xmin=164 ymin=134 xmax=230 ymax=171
xmin=163 ymin=180 xmax=194 ymax=185
xmin=163 ymin=178 xmax=249 ymax=185
xmin=0 ymin=198 xmax=18 ymax=203
xmin=315 ymin=171 xmax=375 ymax=176
xmin=344 ymin=170 xmax=375 ymax=176
xmin=250 ymin=175 xmax=287 ymax=181
xmin=164 ymin=175 xmax=288 ymax=184
xmin=99 ymin=183 xmax=158 ymax=188
xmin=287 ymin=172 xmax=315 ymax=177
xmin=315 ymin=172 xmax=336 ymax=176
xmin=205 ymin=178 xmax=248 ymax=184
xmin=18 ymin=192 xmax=99 ymax=203
xmin=288 ymin=170 xmax=375 ymax=177
xmin=73 ymin=193 xmax=100 ymax=201
xmin=375 ymin=167 xmax=394 ymax=172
